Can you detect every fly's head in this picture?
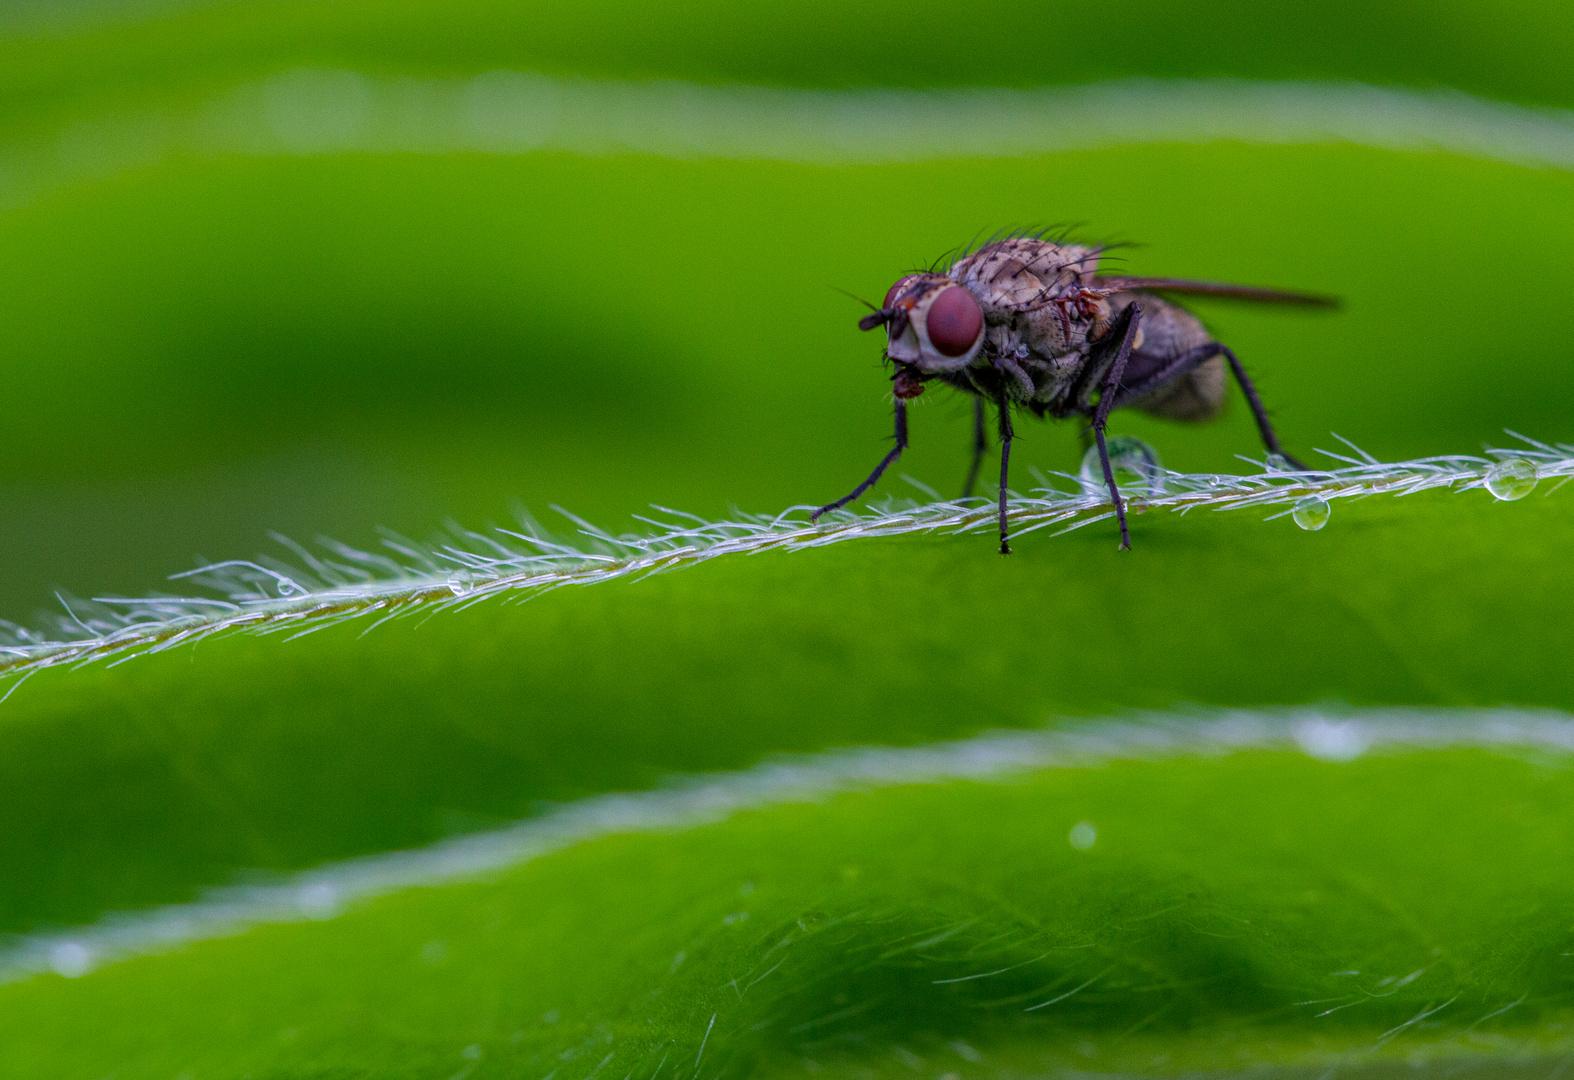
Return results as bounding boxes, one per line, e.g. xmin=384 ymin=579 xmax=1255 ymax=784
xmin=859 ymin=273 xmax=984 ymax=376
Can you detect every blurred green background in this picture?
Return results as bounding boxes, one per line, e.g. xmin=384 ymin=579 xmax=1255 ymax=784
xmin=6 ymin=1 xmax=1574 ymax=1077
xmin=1 ymin=0 xmax=1573 ymax=619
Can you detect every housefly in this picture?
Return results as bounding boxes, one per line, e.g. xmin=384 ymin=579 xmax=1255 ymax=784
xmin=812 ymin=234 xmax=1336 ymax=552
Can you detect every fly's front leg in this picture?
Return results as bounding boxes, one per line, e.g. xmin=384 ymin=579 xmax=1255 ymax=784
xmin=1092 ymin=303 xmax=1142 ymax=551
xmin=1220 ymin=346 xmax=1307 ymax=470
xmin=812 ymin=400 xmax=909 ymax=521
xmin=996 ymin=397 xmax=1015 ymax=555
xmin=961 ymin=397 xmax=986 ymax=499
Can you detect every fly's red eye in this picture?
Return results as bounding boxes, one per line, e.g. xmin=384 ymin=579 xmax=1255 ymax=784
xmin=883 ymin=276 xmax=917 ymax=310
xmin=925 ymin=286 xmax=983 ymax=356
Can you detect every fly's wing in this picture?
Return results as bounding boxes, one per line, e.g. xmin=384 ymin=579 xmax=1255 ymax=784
xmin=1094 ymin=276 xmax=1339 ymax=308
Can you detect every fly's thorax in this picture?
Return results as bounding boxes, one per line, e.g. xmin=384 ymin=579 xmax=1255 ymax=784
xmin=950 ymin=238 xmax=1103 ymax=313
xmin=879 ymin=273 xmax=984 ymax=372
xmin=1018 ymin=292 xmax=1112 ymax=357
xmin=982 ymin=322 xmax=1022 ymax=359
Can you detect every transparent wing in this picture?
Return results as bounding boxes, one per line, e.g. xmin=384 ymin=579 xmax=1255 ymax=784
xmin=1094 ymin=276 xmax=1339 ymax=308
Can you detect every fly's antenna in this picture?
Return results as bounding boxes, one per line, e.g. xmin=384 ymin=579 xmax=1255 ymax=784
xmin=834 ymin=285 xmax=905 ymax=334
xmin=859 ymin=307 xmax=908 ymax=336
xmin=831 ymin=285 xmax=879 ymax=311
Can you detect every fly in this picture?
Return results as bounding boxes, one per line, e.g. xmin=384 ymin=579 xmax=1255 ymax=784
xmin=812 ymin=234 xmax=1336 ymax=552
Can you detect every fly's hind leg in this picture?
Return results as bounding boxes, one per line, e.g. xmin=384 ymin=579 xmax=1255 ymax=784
xmin=812 ymin=401 xmax=909 ymax=521
xmin=961 ymin=397 xmax=987 ymax=499
xmin=1089 ymin=302 xmax=1142 ymax=551
xmin=1219 ymin=346 xmax=1307 ymax=470
xmin=1107 ymin=342 xmax=1308 ymax=472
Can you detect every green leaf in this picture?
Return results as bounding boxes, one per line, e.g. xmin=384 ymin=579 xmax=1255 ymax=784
xmin=5 ymin=2 xmax=1574 ymax=1076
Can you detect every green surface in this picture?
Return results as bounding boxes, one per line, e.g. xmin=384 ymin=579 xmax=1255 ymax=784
xmin=7 ymin=751 xmax=1574 ymax=1078
xmin=0 ymin=485 xmax=1566 ymax=941
xmin=4 ymin=0 xmax=1574 ymax=1076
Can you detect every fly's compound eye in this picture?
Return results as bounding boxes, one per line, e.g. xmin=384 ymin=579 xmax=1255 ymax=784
xmin=924 ymin=286 xmax=983 ymax=357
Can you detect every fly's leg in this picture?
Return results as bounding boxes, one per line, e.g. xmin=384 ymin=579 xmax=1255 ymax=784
xmin=992 ymin=353 xmax=1035 ymax=398
xmin=996 ymin=397 xmax=1015 ymax=555
xmin=812 ymin=400 xmax=909 ymax=521
xmin=1092 ymin=303 xmax=1142 ymax=551
xmin=1105 ymin=343 xmax=1222 ymax=410
xmin=1105 ymin=342 xmax=1308 ymax=471
xmin=1219 ymin=346 xmax=1307 ymax=470
xmin=961 ymin=397 xmax=987 ymax=499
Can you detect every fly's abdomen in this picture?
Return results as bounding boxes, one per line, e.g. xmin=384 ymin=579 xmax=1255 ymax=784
xmin=1127 ymin=355 xmax=1226 ymax=422
xmin=1107 ymin=292 xmax=1226 ymax=423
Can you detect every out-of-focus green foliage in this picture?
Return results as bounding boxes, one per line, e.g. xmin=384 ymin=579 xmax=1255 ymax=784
xmin=8 ymin=746 xmax=1574 ymax=1079
xmin=4 ymin=0 xmax=1574 ymax=116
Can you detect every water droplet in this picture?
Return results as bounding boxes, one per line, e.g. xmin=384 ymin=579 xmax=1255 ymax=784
xmin=1265 ymin=453 xmax=1294 ymax=472
xmin=1291 ymin=495 xmax=1330 ymax=531
xmin=1485 ymin=458 xmax=1538 ymax=501
xmin=1078 ymin=436 xmax=1164 ymax=497
xmin=1293 ymin=719 xmax=1370 ymax=762
xmin=447 ymin=569 xmax=475 ymax=595
xmin=275 ymin=579 xmax=304 ymax=598
xmin=49 ymin=941 xmax=91 ymax=978
xmin=1068 ymin=821 xmax=1097 ymax=850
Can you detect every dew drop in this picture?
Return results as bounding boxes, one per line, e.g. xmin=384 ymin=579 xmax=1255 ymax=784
xmin=1293 ymin=718 xmax=1370 ymax=761
xmin=1265 ymin=453 xmax=1293 ymax=472
xmin=1078 ymin=436 xmax=1164 ymax=496
xmin=1291 ymin=495 xmax=1330 ymax=531
xmin=1068 ymin=821 xmax=1097 ymax=850
xmin=1484 ymin=457 xmax=1538 ymax=501
xmin=447 ymin=569 xmax=475 ymax=595
xmin=275 ymin=579 xmax=304 ymax=598
xmin=48 ymin=941 xmax=91 ymax=978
